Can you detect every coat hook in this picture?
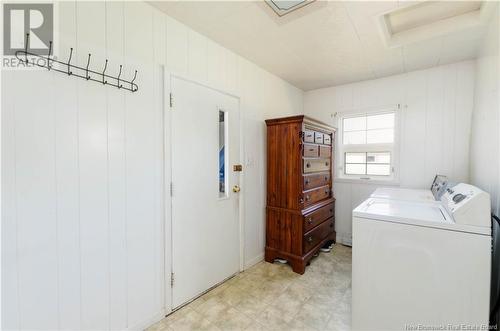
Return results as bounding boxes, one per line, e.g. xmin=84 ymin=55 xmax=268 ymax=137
xmin=67 ymin=48 xmax=73 ymax=75
xmin=24 ymin=33 xmax=29 ymax=63
xmin=47 ymin=41 xmax=52 ymax=70
xmin=117 ymin=65 xmax=122 ymax=89
xmin=131 ymin=70 xmax=137 ymax=92
xmin=102 ymin=59 xmax=108 ymax=85
xmin=85 ymin=53 xmax=91 ymax=80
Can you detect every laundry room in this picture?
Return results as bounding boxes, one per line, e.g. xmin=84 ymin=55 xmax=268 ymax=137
xmin=1 ymin=1 xmax=499 ymax=331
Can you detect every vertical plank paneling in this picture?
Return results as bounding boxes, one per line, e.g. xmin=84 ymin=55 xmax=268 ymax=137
xmin=123 ymin=2 xmax=159 ymax=327
xmin=152 ymin=8 xmax=166 ymax=318
xmin=166 ymin=16 xmax=188 ymax=76
xmin=454 ymin=62 xmax=475 ymax=182
xmin=153 ymin=9 xmax=166 ymax=66
xmin=441 ymin=64 xmax=458 ymax=178
xmin=187 ymin=30 xmax=208 ymax=82
xmin=16 ymin=69 xmax=59 ymax=329
xmin=76 ymin=2 xmax=109 ymax=329
xmin=224 ymin=49 xmax=238 ymax=94
xmin=1 ymin=71 xmax=20 ymax=331
xmin=333 ymin=182 xmax=352 ymax=243
xmin=207 ymin=40 xmax=225 ymax=90
xmin=424 ymin=64 xmax=445 ymax=184
xmin=401 ymin=70 xmax=427 ymax=188
xmin=105 ymin=1 xmax=128 ymax=329
xmin=54 ymin=1 xmax=81 ymax=329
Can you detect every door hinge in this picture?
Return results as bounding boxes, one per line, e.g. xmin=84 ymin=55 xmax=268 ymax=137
xmin=169 ymin=93 xmax=173 ymax=108
xmin=170 ymin=272 xmax=175 ymax=287
xmin=170 ymin=182 xmax=173 ymax=196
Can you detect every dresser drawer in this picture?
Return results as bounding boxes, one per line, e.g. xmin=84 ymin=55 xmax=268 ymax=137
xmin=304 ymin=158 xmax=330 ymax=173
xmin=303 ymin=203 xmax=335 ymax=232
xmin=303 ymin=144 xmax=318 ymax=157
xmin=319 ymin=146 xmax=331 ymax=158
xmin=323 ymin=134 xmax=332 ymax=145
xmin=303 ymin=185 xmax=330 ymax=206
xmin=303 ymin=217 xmax=334 ymax=254
xmin=304 ymin=130 xmax=314 ymax=143
xmin=314 ymin=132 xmax=324 ymax=144
xmin=303 ymin=172 xmax=330 ymax=190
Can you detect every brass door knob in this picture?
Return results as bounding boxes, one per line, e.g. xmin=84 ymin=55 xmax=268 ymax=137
xmin=232 ymin=185 xmax=241 ymax=193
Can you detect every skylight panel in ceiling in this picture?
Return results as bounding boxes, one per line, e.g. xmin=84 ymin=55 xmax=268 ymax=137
xmin=377 ymin=1 xmax=493 ymax=47
xmin=266 ymin=0 xmax=314 ymax=16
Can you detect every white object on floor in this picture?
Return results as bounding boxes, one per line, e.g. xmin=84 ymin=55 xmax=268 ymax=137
xmin=352 ymin=183 xmax=491 ymax=330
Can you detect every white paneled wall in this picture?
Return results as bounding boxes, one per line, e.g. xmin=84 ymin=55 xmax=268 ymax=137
xmin=1 ymin=1 xmax=302 ymax=330
xmin=304 ymin=61 xmax=475 ymax=244
xmin=470 ymin=6 xmax=500 ymax=216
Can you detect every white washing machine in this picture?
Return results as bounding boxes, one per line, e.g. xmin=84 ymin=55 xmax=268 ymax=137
xmin=371 ymin=175 xmax=449 ymax=203
xmin=352 ymin=183 xmax=491 ymax=330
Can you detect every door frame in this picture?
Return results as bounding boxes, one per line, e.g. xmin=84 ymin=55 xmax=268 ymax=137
xmin=163 ymin=72 xmax=245 ymax=313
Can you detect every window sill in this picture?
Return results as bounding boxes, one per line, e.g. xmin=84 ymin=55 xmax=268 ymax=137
xmin=334 ymin=177 xmax=400 ymax=186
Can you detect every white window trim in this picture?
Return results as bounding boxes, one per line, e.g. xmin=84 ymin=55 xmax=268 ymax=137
xmin=335 ymin=104 xmax=401 ymax=184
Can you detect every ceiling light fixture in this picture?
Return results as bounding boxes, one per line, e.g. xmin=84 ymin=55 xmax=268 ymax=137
xmin=266 ymin=0 xmax=315 ymax=17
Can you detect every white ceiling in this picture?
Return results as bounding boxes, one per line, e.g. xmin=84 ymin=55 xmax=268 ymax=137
xmin=149 ymin=1 xmax=487 ymax=91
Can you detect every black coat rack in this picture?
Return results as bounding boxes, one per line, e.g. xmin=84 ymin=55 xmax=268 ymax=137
xmin=15 ymin=33 xmax=138 ymax=93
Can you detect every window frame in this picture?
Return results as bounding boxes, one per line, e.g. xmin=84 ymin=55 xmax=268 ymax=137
xmin=336 ymin=105 xmax=400 ymax=183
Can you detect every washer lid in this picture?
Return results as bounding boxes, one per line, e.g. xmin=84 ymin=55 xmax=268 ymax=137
xmin=353 ymin=198 xmax=491 ymax=235
xmin=371 ymin=187 xmax=436 ymax=202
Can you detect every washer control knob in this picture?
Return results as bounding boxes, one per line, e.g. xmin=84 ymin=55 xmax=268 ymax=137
xmin=452 ymin=193 xmax=466 ymax=204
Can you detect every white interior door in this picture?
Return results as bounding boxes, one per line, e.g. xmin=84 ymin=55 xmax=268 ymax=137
xmin=170 ymin=76 xmax=241 ymax=308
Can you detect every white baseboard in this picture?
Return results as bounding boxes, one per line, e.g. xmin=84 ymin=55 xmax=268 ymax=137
xmin=244 ymin=253 xmax=264 ymax=270
xmin=128 ymin=309 xmax=166 ymax=331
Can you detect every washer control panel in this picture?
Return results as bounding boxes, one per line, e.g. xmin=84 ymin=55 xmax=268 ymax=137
xmin=430 ymin=175 xmax=449 ymax=200
xmin=441 ymin=183 xmax=491 ymax=227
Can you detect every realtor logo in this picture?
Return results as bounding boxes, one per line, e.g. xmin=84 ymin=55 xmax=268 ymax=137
xmin=3 ymin=3 xmax=53 ymax=56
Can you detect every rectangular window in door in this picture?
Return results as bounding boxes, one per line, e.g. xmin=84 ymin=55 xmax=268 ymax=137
xmin=219 ymin=110 xmax=228 ymax=198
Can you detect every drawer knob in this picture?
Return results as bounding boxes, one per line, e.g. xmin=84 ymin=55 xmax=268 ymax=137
xmin=305 ymin=179 xmax=309 ymax=185
xmin=330 ymin=223 xmax=334 ymax=228
xmin=306 ymin=163 xmax=311 ymax=168
xmin=307 ymin=218 xmax=313 ymax=224
xmin=330 ymin=208 xmax=333 ymax=213
xmin=299 ymin=197 xmax=304 ymax=203
xmin=308 ymin=236 xmax=313 ymax=243
xmin=324 ymin=176 xmax=328 ymax=181
xmin=306 ymin=195 xmax=310 ymax=201
xmin=324 ymin=190 xmax=328 ymax=195
xmin=325 ymin=162 xmax=329 ymax=166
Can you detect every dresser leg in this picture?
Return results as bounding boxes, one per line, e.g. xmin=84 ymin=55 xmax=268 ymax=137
xmin=264 ymin=247 xmax=276 ymax=263
xmin=290 ymin=260 xmax=306 ymax=275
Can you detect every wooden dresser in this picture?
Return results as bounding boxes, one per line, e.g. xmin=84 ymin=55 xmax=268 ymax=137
xmin=265 ymin=115 xmax=336 ymax=274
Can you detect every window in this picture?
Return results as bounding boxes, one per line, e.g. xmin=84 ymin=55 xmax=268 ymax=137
xmin=219 ymin=110 xmax=228 ymax=197
xmin=338 ymin=109 xmax=398 ymax=181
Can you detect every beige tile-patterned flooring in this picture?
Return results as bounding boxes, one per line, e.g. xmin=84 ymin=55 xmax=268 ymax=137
xmin=147 ymin=244 xmax=352 ymax=331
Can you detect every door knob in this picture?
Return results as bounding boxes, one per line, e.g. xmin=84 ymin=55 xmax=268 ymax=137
xmin=232 ymin=185 xmax=241 ymax=193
